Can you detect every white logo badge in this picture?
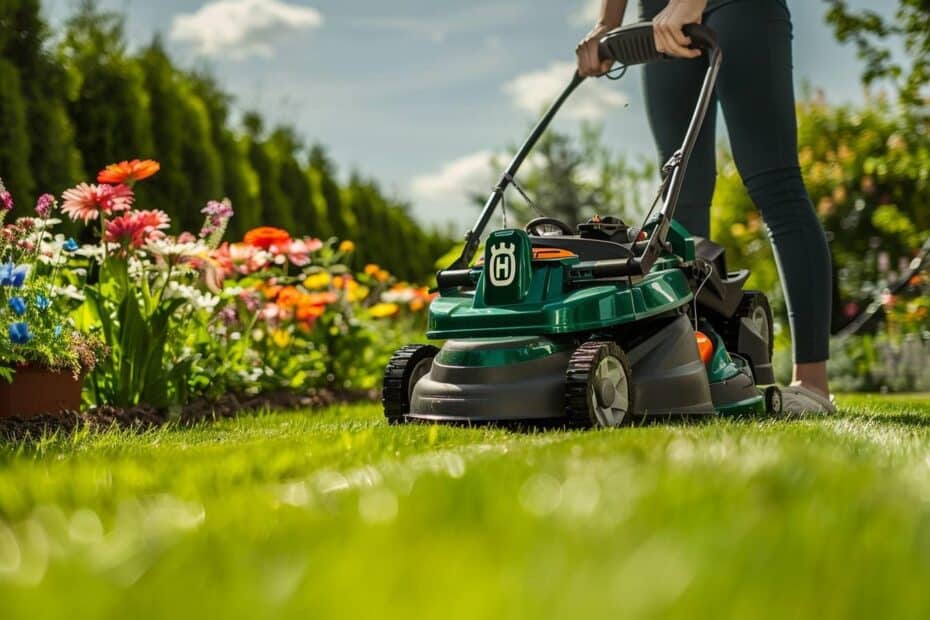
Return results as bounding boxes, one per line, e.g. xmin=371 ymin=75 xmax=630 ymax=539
xmin=489 ymin=242 xmax=517 ymax=287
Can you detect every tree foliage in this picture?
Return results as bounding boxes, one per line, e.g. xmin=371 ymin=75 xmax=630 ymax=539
xmin=825 ymin=0 xmax=930 ymax=108
xmin=0 ymin=0 xmax=449 ymax=281
xmin=712 ymin=93 xmax=930 ymax=331
xmin=484 ymin=123 xmax=657 ymax=228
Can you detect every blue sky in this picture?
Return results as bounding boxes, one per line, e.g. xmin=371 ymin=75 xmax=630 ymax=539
xmin=44 ymin=0 xmax=893 ymax=231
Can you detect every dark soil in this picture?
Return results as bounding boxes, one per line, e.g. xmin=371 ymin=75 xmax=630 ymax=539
xmin=0 ymin=388 xmax=379 ymax=442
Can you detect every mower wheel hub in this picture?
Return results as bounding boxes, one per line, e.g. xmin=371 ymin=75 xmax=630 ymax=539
xmin=596 ymin=378 xmax=617 ymax=408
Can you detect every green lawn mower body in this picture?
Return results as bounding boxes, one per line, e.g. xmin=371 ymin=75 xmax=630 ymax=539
xmin=383 ymin=22 xmax=782 ymax=427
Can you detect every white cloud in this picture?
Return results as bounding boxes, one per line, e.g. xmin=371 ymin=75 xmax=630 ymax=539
xmin=410 ymin=151 xmax=500 ymax=206
xmin=569 ymin=0 xmax=639 ymax=27
xmin=170 ymin=0 xmax=323 ymax=59
xmin=569 ymin=0 xmax=603 ymax=27
xmin=503 ymin=61 xmax=628 ymax=122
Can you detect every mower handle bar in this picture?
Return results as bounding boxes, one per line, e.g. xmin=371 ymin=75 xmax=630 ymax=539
xmin=444 ymin=21 xmax=721 ymax=275
xmin=597 ymin=22 xmax=717 ymax=67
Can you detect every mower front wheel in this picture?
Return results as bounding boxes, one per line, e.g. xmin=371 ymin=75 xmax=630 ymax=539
xmin=382 ymin=344 xmax=439 ymax=424
xmin=565 ymin=341 xmax=635 ymax=428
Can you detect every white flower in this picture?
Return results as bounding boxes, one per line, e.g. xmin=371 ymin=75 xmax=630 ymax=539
xmin=163 ymin=281 xmax=220 ymax=313
xmin=75 ymin=244 xmax=107 ymax=262
xmin=145 ymin=238 xmax=208 ymax=260
xmin=52 ymin=284 xmax=85 ymax=301
xmin=382 ymin=289 xmax=416 ymax=304
xmin=127 ymin=257 xmax=146 ymax=281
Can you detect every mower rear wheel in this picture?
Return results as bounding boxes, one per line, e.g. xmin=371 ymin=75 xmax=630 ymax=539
xmin=565 ymin=341 xmax=635 ymax=428
xmin=382 ymin=344 xmax=439 ymax=424
xmin=723 ymin=291 xmax=774 ymax=370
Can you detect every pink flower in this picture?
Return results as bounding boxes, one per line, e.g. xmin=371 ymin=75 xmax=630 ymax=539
xmin=200 ymin=199 xmax=234 ymax=239
xmin=239 ymin=290 xmax=261 ymax=313
xmin=35 ymin=194 xmax=55 ymax=218
xmin=0 ymin=190 xmax=13 ymax=212
xmin=285 ymin=238 xmax=323 ymax=267
xmin=61 ymin=183 xmax=134 ymax=223
xmin=218 ymin=306 xmax=238 ymax=325
xmin=224 ymin=242 xmax=269 ymax=274
xmin=105 ymin=209 xmax=170 ymax=248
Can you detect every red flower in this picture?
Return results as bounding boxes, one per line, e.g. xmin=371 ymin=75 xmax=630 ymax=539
xmin=105 ymin=210 xmax=170 ymax=248
xmin=97 ymin=160 xmax=161 ymax=185
xmin=244 ymin=226 xmax=291 ymax=250
xmin=61 ymin=183 xmax=134 ymax=223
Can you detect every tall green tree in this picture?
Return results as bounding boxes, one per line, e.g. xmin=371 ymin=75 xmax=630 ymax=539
xmin=0 ymin=0 xmax=451 ymax=279
xmin=1 ymin=0 xmax=82 ymax=205
xmin=186 ymin=71 xmax=262 ymax=238
xmin=58 ymin=0 xmax=153 ymax=180
xmin=309 ymin=145 xmax=355 ymax=240
xmin=138 ymin=39 xmax=222 ymax=231
xmin=0 ymin=58 xmax=33 ymax=203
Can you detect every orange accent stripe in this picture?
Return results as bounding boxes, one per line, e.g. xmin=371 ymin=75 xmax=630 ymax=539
xmin=474 ymin=247 xmax=577 ymax=266
xmin=532 ymin=247 xmax=577 ymax=260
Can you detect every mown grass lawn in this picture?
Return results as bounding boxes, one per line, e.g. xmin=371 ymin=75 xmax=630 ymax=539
xmin=2 ymin=395 xmax=930 ymax=618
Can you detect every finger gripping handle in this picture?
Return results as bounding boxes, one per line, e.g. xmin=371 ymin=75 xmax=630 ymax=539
xmin=598 ymin=21 xmax=718 ymax=66
xmin=681 ymin=23 xmax=718 ymax=51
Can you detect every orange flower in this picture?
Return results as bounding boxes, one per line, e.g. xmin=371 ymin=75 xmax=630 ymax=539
xmin=303 ymin=292 xmax=338 ymax=306
xmin=333 ymin=275 xmax=354 ymax=290
xmin=297 ymin=304 xmax=326 ymax=322
xmin=364 ymin=264 xmax=381 ymax=276
xmin=97 ymin=159 xmax=161 ymax=185
xmin=261 ymin=283 xmax=282 ymax=300
xmin=244 ymin=226 xmax=292 ymax=250
xmin=276 ymin=286 xmax=302 ymax=308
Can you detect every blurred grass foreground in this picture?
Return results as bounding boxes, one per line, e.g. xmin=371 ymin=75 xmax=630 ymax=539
xmin=3 ymin=396 xmax=930 ymax=618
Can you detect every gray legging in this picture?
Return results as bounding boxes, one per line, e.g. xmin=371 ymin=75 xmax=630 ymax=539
xmin=640 ymin=0 xmax=832 ymax=364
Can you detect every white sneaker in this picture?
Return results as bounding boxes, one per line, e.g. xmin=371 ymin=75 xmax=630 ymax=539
xmin=780 ymin=385 xmax=837 ymax=416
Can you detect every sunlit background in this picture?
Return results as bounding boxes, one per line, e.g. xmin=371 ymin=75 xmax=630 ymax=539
xmin=44 ymin=0 xmax=895 ymax=229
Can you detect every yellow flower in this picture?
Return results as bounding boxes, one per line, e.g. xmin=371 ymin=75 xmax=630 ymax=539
xmin=369 ymin=303 xmax=399 ymax=318
xmin=339 ymin=240 xmax=356 ymax=253
xmin=364 ymin=263 xmax=380 ymax=276
xmin=304 ymin=272 xmax=332 ymax=290
xmin=376 ymin=269 xmax=391 ymax=283
xmin=271 ymin=329 xmax=292 ymax=348
xmin=348 ymin=282 xmax=370 ymax=303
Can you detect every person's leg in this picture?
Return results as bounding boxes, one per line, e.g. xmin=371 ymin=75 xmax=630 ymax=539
xmin=641 ymin=0 xmax=717 ymax=238
xmin=706 ymin=0 xmax=833 ymax=397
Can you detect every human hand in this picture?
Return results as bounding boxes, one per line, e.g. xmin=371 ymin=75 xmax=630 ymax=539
xmin=576 ymin=23 xmax=615 ymax=77
xmin=653 ymin=0 xmax=707 ymax=59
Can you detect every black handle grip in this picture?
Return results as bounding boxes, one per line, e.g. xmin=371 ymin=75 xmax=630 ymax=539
xmin=598 ymin=21 xmax=718 ymax=66
xmin=681 ymin=23 xmax=718 ymax=51
xmin=436 ymin=269 xmax=477 ymax=289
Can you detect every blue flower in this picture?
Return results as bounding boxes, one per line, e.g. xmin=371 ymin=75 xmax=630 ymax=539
xmin=35 ymin=294 xmax=51 ymax=311
xmin=63 ymin=238 xmax=79 ymax=253
xmin=0 ymin=262 xmax=29 ymax=287
xmin=8 ymin=296 xmax=26 ymax=316
xmin=9 ymin=322 xmax=32 ymax=345
xmin=54 ymin=325 xmax=63 ymax=338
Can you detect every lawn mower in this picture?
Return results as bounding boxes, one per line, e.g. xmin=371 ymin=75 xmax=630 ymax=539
xmin=383 ymin=22 xmax=783 ymax=427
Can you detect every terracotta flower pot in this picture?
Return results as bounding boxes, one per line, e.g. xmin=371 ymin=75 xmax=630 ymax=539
xmin=0 ymin=365 xmax=83 ymax=418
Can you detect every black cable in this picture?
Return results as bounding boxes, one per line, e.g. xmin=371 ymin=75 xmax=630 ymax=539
xmin=605 ymin=64 xmax=628 ymax=81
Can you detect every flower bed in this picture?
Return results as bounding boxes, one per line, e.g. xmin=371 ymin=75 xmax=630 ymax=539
xmin=0 ymin=160 xmax=433 ymax=417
